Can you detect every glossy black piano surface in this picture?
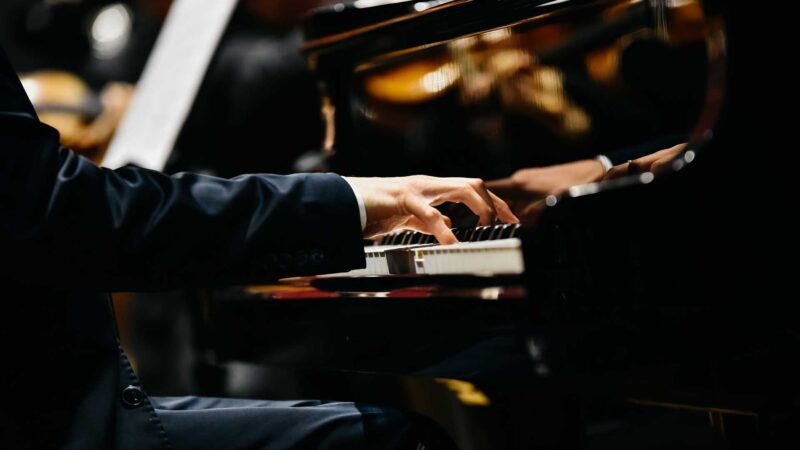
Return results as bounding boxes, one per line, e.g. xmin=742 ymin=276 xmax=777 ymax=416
xmin=194 ymin=1 xmax=799 ymax=448
xmin=304 ymin=0 xmax=720 ymax=179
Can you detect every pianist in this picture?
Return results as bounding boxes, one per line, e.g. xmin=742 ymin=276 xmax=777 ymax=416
xmin=0 ymin=45 xmax=515 ymax=449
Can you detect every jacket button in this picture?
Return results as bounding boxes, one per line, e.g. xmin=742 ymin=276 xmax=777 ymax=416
xmin=121 ymin=385 xmax=146 ymax=408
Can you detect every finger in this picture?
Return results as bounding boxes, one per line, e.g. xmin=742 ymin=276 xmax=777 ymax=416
xmin=403 ymin=214 xmax=454 ymax=237
xmin=648 ymin=145 xmax=686 ymax=173
xmin=629 ymin=144 xmax=688 ymax=172
xmin=489 ymin=191 xmax=519 ymax=224
xmin=404 ymin=213 xmax=453 ymax=229
xmin=443 ymin=214 xmax=453 ymax=228
xmin=435 ymin=183 xmax=496 ymax=226
xmin=468 ymin=179 xmax=501 ymax=225
xmin=630 ymin=153 xmax=661 ymax=171
xmin=485 ymin=177 xmax=519 ymax=198
xmin=406 ymin=199 xmax=458 ymax=244
xmin=605 ymin=163 xmax=629 ymax=180
xmin=650 ymin=156 xmax=673 ymax=173
xmin=519 ymin=199 xmax=546 ymax=224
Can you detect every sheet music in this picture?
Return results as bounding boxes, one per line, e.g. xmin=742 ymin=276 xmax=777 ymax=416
xmin=102 ymin=0 xmax=237 ymax=170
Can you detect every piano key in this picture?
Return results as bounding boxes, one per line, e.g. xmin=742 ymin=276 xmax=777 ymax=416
xmin=333 ymin=237 xmax=523 ymax=277
xmin=411 ymin=239 xmax=524 ymax=275
xmin=372 ymin=224 xmax=521 ymax=252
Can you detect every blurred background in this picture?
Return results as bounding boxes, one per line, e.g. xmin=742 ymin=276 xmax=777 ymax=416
xmin=1 ymin=0 xmax=328 ymax=175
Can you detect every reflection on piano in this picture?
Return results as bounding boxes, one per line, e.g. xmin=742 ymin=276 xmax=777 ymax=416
xmin=192 ymin=1 xmax=800 ymax=449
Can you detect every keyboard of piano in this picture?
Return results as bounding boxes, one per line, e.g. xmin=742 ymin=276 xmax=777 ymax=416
xmin=336 ymin=224 xmax=524 ymax=276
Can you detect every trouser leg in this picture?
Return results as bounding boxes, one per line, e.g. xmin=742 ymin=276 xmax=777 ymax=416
xmin=151 ymin=396 xmax=423 ymax=450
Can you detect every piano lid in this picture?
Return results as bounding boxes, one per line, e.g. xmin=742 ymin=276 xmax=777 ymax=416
xmin=302 ymin=0 xmax=726 ymax=200
xmin=303 ymin=0 xmax=458 ymax=43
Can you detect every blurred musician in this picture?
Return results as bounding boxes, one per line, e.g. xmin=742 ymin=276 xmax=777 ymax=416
xmin=168 ymin=0 xmax=330 ymax=176
xmin=0 ymin=43 xmax=515 ymax=450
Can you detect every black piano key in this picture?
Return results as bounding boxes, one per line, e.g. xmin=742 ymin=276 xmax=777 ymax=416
xmin=506 ymin=224 xmax=516 ymax=239
xmin=495 ymin=224 xmax=509 ymax=239
xmin=381 ymin=224 xmax=519 ymax=246
xmin=389 ymin=232 xmax=403 ymax=245
xmin=486 ymin=225 xmax=502 ymax=241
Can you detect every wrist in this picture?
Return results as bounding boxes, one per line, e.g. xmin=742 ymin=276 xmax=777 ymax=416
xmin=341 ymin=176 xmax=367 ymax=231
xmin=575 ymin=158 xmax=608 ymax=184
xmin=594 ymin=154 xmax=613 ymax=174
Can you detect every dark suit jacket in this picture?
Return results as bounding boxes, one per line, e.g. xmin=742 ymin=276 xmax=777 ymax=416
xmin=1 ymin=46 xmax=366 ymax=449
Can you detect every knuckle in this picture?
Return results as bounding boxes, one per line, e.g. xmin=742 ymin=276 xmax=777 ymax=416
xmin=423 ymin=209 xmax=440 ymax=220
xmin=469 ymin=178 xmax=485 ymax=189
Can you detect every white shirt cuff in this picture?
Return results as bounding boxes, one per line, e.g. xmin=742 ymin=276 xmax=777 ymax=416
xmin=594 ymin=154 xmax=613 ymax=173
xmin=342 ymin=176 xmax=367 ymax=231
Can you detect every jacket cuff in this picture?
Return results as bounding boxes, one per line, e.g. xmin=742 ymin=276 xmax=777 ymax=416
xmin=291 ymin=172 xmax=367 ymax=275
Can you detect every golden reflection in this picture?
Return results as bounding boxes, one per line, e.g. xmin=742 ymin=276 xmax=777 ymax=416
xmin=435 ymin=378 xmax=491 ymax=406
xmin=481 ymin=28 xmax=512 ymax=44
xmin=585 ymin=45 xmax=620 ymax=83
xmin=485 ymin=49 xmax=532 ymax=77
xmin=421 ymin=63 xmax=460 ymax=94
xmin=364 ymin=59 xmax=460 ymax=103
xmin=20 ymin=71 xmax=93 ymax=148
xmin=665 ymin=0 xmax=707 ymax=44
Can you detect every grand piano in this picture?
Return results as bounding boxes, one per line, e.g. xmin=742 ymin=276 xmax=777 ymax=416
xmin=194 ymin=1 xmax=796 ymax=448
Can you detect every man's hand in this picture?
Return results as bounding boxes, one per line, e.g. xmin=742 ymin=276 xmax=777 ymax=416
xmin=486 ymin=159 xmax=606 ymax=222
xmin=490 ymin=159 xmax=606 ymax=198
xmin=605 ymin=143 xmax=686 ymax=179
xmin=345 ymin=176 xmax=518 ymax=244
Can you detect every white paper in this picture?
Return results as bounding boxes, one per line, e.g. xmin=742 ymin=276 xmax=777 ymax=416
xmin=102 ymin=0 xmax=238 ymax=170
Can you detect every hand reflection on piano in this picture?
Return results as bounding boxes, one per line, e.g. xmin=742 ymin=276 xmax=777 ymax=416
xmin=487 ymin=159 xmax=607 ymax=222
xmin=487 ymin=142 xmax=688 ymax=223
xmin=606 ymin=143 xmax=687 ymax=179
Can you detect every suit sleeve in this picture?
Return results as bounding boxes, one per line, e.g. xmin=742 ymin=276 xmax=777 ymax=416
xmin=1 ymin=48 xmax=366 ymax=292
